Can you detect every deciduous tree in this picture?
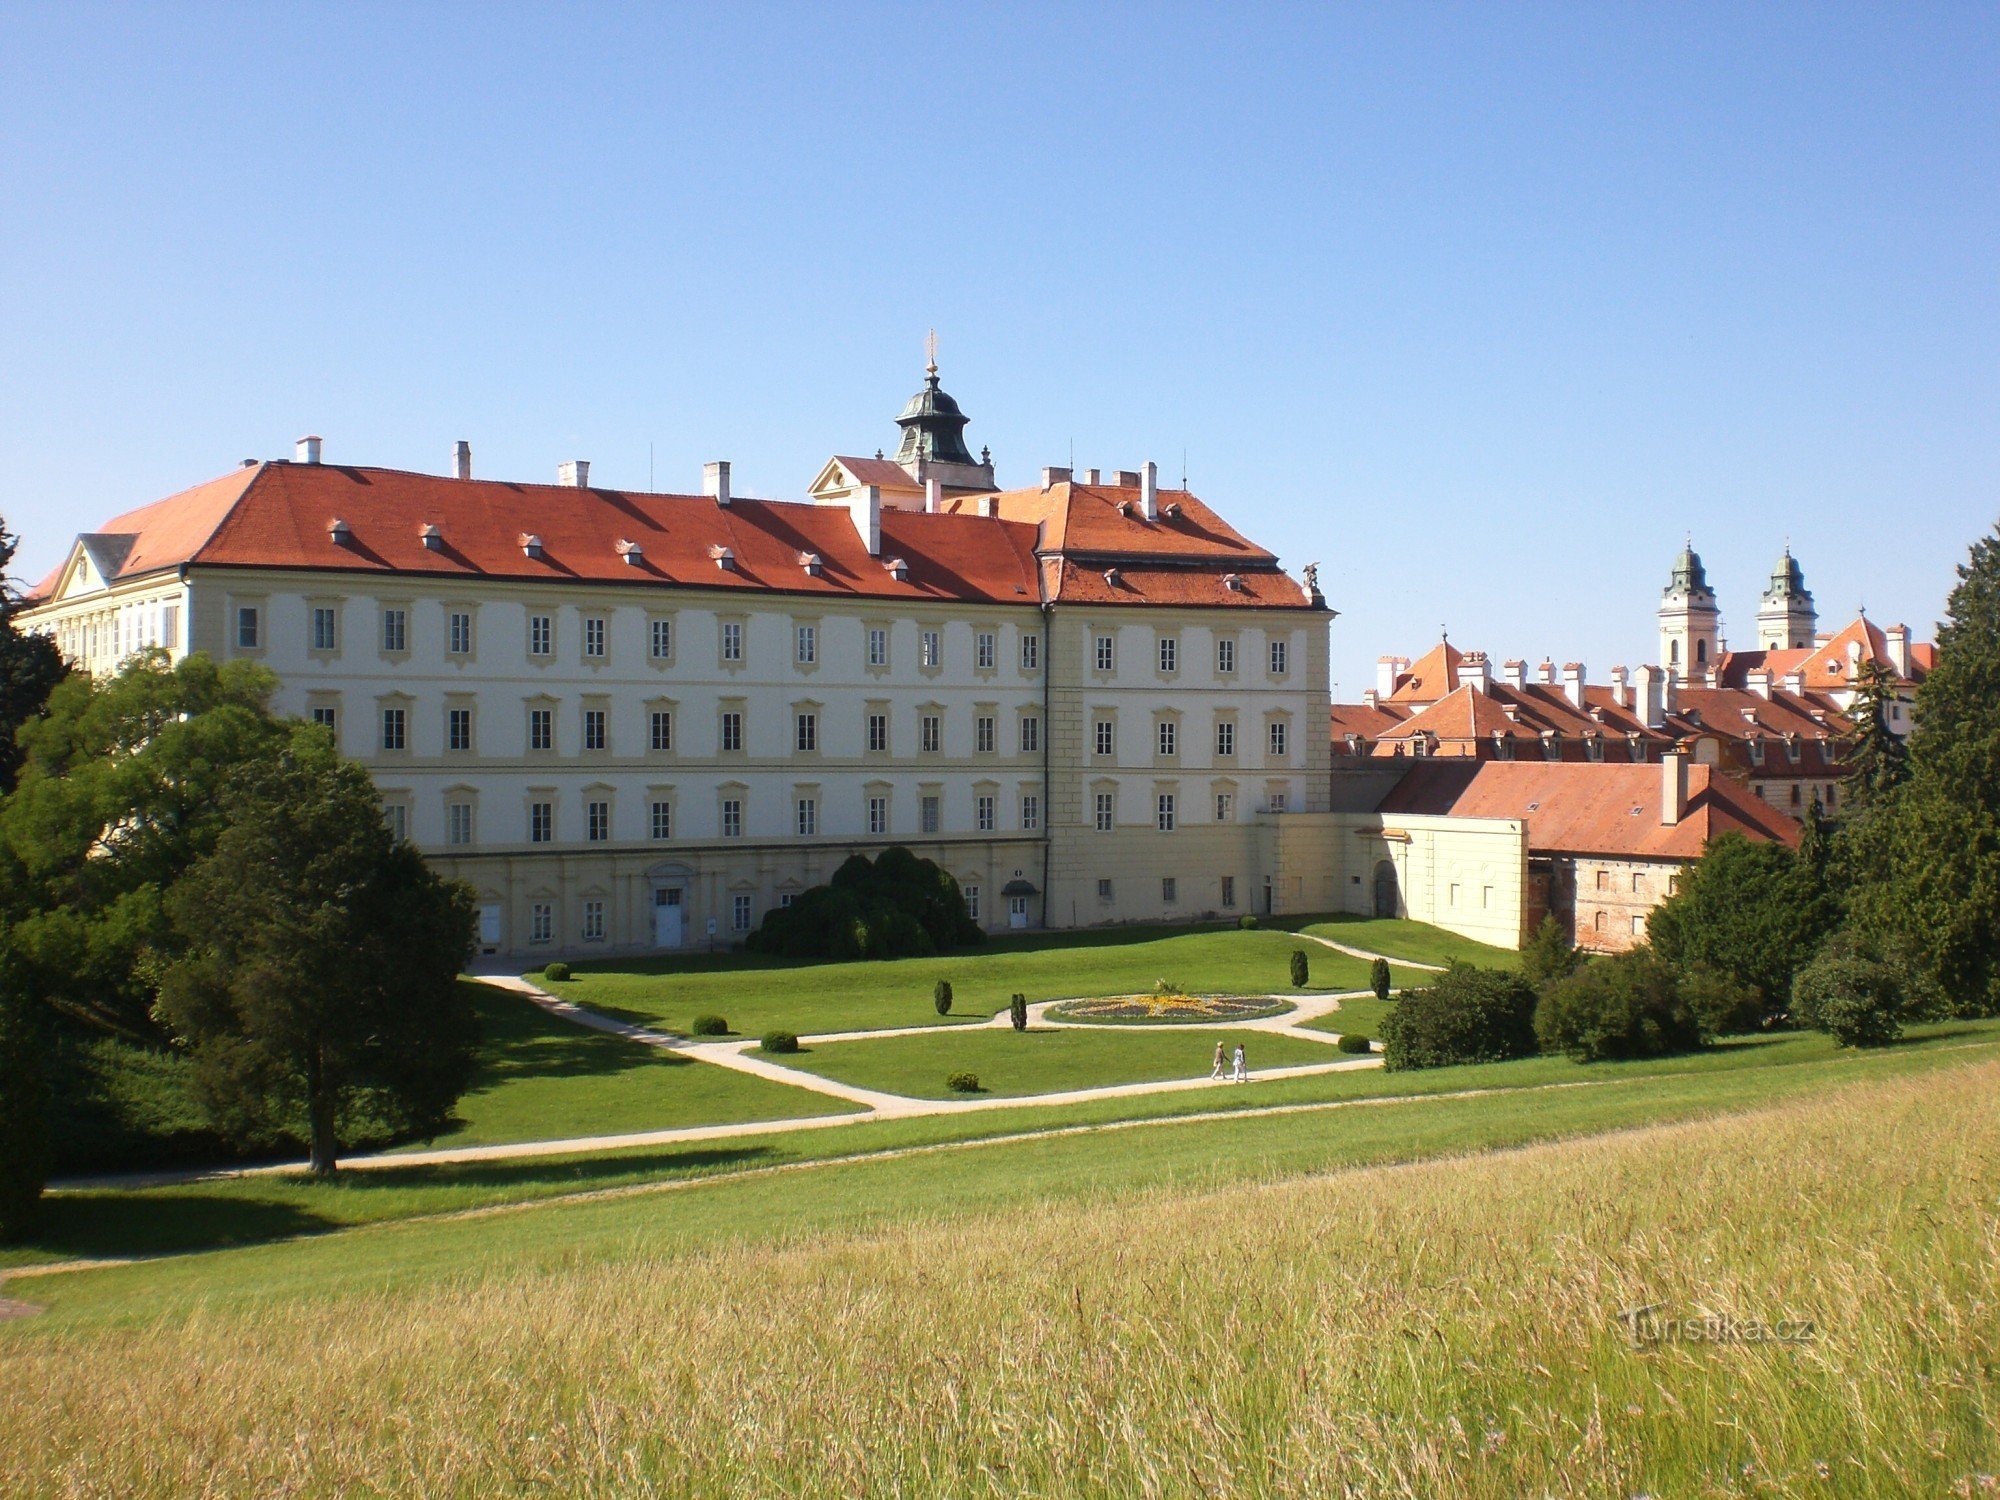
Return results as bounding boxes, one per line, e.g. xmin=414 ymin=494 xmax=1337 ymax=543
xmin=0 ymin=517 xmax=66 ymax=797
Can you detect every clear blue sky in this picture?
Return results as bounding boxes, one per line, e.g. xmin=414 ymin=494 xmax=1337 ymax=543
xmin=3 ymin=4 xmax=1995 ymax=693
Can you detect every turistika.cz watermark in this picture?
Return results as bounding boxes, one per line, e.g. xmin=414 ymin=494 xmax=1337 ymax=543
xmin=1616 ymin=1303 xmax=1818 ymax=1349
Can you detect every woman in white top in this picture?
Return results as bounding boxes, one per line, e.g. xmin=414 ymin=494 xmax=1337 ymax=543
xmin=1231 ymin=1043 xmax=1247 ymax=1082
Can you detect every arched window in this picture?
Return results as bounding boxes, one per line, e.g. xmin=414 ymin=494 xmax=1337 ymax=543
xmin=1696 ymin=639 xmax=1709 ymax=664
xmin=1669 ymin=639 xmax=1681 ymax=664
xmin=1593 ymin=910 xmax=1607 ymax=933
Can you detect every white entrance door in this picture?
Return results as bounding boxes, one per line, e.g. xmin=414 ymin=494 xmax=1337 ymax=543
xmin=1007 ymin=895 xmax=1029 ymax=929
xmin=477 ymin=903 xmax=502 ymax=952
xmin=653 ymin=887 xmax=684 ymax=949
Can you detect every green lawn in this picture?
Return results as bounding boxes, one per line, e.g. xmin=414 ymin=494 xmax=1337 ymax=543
xmin=419 ymin=982 xmax=857 ymax=1149
xmin=5 ymin=1021 xmax=1995 ymax=1280
xmin=773 ymin=1024 xmax=1348 ymax=1099
xmin=1295 ymin=914 xmax=1522 ymax=970
xmin=542 ymin=923 xmax=1425 ymax=1037
xmin=1300 ymin=994 xmax=1395 ymax=1036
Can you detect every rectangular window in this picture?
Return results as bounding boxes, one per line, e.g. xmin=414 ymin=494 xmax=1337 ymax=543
xmin=1020 ymin=793 xmax=1040 ymax=831
xmin=449 ymin=611 xmax=472 ymax=655
xmin=977 ymin=632 xmax=996 ymax=670
xmin=446 ymin=802 xmax=473 ymax=846
xmin=1216 ymin=638 xmax=1235 ymax=674
xmin=650 ymin=800 xmax=672 ymax=840
xmin=1020 ymin=633 xmax=1039 ymax=671
xmin=650 ymin=710 xmax=673 ymax=752
xmin=868 ymin=796 xmax=888 ymax=835
xmin=868 ymin=713 xmax=889 ymax=753
xmin=977 ymin=795 xmax=995 ymax=831
xmin=583 ymin=616 xmax=606 ymax=659
xmin=1221 ymin=874 xmax=1236 ymax=908
xmin=921 ymin=630 xmax=941 ymax=669
xmin=1095 ymin=792 xmax=1114 ymax=832
xmin=1156 ymin=793 xmax=1176 ymax=832
xmin=1158 ymin=635 xmax=1178 ymax=673
xmin=1157 ymin=720 xmax=1177 ymax=756
xmin=530 ymin=801 xmax=553 ymax=843
xmin=921 ymin=796 xmax=941 ymax=834
xmin=1162 ymin=877 xmax=1177 ymax=903
xmin=384 ymin=804 xmax=408 ymax=842
xmin=447 ymin=708 xmax=472 ymax=752
xmin=380 ymin=706 xmax=406 ymax=751
xmin=382 ymin=609 xmax=408 ymax=654
xmin=795 ymin=712 xmax=817 ymax=753
xmin=1097 ymin=879 xmax=1114 ymax=903
xmin=976 ymin=716 xmax=995 ymax=754
xmin=1216 ymin=791 xmax=1235 ymax=822
xmin=722 ymin=798 xmax=743 ymax=838
xmin=582 ymin=899 xmax=605 ymax=943
xmin=1095 ymin=719 xmax=1115 ymax=757
xmin=586 ymin=800 xmax=609 ymax=842
xmin=1020 ymin=715 xmax=1041 ymax=753
xmin=236 ymin=606 xmax=260 ymax=650
xmin=1596 ymin=869 xmax=1610 ymax=891
xmin=867 ymin=627 xmax=888 ymax=667
xmin=529 ymin=614 xmax=552 ymax=657
xmin=796 ymin=623 xmax=816 ymax=665
xmin=720 ymin=711 xmax=743 ymax=753
xmin=796 ymin=798 xmax=817 ymax=837
xmin=530 ymin=902 xmax=553 ymax=945
xmin=964 ymin=884 xmax=981 ymax=921
xmin=1269 ymin=791 xmax=1289 ymax=813
xmin=921 ymin=714 xmax=942 ymax=753
xmin=1216 ymin=720 xmax=1235 ymax=757
xmin=732 ymin=894 xmax=754 ymax=932
xmin=529 ymin=708 xmax=553 ymax=752
xmin=311 ymin=606 xmax=338 ymax=651
xmin=1269 ymin=720 xmax=1288 ymax=757
xmin=583 ymin=709 xmax=607 ymax=752
xmin=1269 ymin=638 xmax=1289 ymax=676
xmin=721 ymin=621 xmax=743 ymax=662
xmin=310 ymin=705 xmax=338 ymax=734
xmin=1094 ymin=634 xmax=1114 ymax=672
xmin=650 ymin=618 xmax=673 ymax=660
xmin=161 ymin=604 xmax=180 ymax=650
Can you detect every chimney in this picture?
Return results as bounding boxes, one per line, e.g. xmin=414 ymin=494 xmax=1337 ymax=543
xmin=1362 ymin=688 xmax=1380 ymax=709
xmin=1782 ymin=668 xmax=1805 ymax=696
xmin=847 ymin=484 xmax=882 ymax=557
xmin=296 ymin=435 xmax=322 ymax=465
xmin=1083 ymin=467 xmax=1101 ymax=484
xmin=1376 ymin=655 xmax=1409 ymax=697
xmin=1141 ymin=460 xmax=1159 ymax=520
xmin=1662 ymin=747 xmax=1690 ymax=826
xmin=1536 ymin=658 xmax=1557 ymax=686
xmin=1455 ymin=652 xmax=1491 ymax=695
xmin=1040 ymin=466 xmax=1071 ymax=488
xmin=1662 ymin=669 xmax=1680 ymax=714
xmin=1562 ymin=661 xmax=1586 ymax=709
xmin=1747 ymin=668 xmax=1773 ymax=699
xmin=558 ymin=460 xmax=590 ymax=488
xmin=703 ymin=460 xmax=731 ymax=505
xmin=453 ymin=440 xmax=472 ymax=480
xmin=1634 ymin=664 xmax=1666 ymax=729
xmin=1501 ymin=659 xmax=1527 ymax=691
xmin=1885 ymin=624 xmax=1911 ymax=676
xmin=1609 ymin=664 xmax=1630 ymax=709
xmin=925 ymin=475 xmax=942 ymax=514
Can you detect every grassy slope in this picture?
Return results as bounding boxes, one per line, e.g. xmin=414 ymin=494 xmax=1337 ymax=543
xmin=546 ymin=924 xmax=1424 ymax=1036
xmin=4 ymin=1021 xmax=1994 ymax=1300
xmin=1296 ymin=914 xmax=1523 ymax=969
xmin=3 ymin=1061 xmax=1994 ymax=1495
xmin=1300 ymin=994 xmax=1394 ymax=1035
xmin=425 ymin=982 xmax=856 ymax=1148
xmin=774 ymin=1024 xmax=1345 ymax=1098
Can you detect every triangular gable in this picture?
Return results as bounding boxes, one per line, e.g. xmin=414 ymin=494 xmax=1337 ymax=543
xmin=50 ymin=534 xmax=138 ymax=602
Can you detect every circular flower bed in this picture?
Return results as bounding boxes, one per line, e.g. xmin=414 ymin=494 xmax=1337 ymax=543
xmin=1046 ymin=994 xmax=1293 ymax=1025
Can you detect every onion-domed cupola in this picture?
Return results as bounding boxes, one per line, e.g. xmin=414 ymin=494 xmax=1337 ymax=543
xmin=1659 ymin=539 xmax=1723 ymax=674
xmin=888 ymin=334 xmax=996 ymax=491
xmin=1755 ymin=547 xmax=1817 ymax=651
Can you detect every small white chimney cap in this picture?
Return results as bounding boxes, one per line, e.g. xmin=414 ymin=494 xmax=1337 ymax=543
xmin=296 ymin=435 xmax=323 ymax=464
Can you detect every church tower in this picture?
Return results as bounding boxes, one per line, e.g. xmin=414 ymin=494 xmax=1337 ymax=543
xmin=890 ymin=335 xmax=995 ymax=493
xmin=1754 ymin=547 xmax=1817 ymax=650
xmin=1658 ymin=543 xmax=1723 ymax=676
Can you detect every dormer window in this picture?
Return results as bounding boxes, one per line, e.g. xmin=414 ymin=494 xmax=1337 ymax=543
xmin=1103 ymin=568 xmax=1123 ymax=587
xmin=1223 ymin=573 xmax=1245 ymax=592
xmin=708 ymin=545 xmax=736 ymax=572
xmin=797 ymin=551 xmax=823 ymax=578
xmin=1115 ymin=500 xmax=1135 ymax=517
xmin=883 ymin=556 xmax=910 ymax=581
xmin=1163 ymin=501 xmax=1183 ymax=520
xmin=1784 ymin=734 xmax=1802 ymax=765
xmin=616 ymin=539 xmax=644 ymax=566
xmin=328 ymin=518 xmax=352 ymax=545
xmin=419 ymin=523 xmax=443 ymax=552
xmin=520 ymin=533 xmax=544 ymax=559
xmin=1585 ymin=733 xmax=1604 ymax=762
xmin=1749 ymin=737 xmax=1766 ymax=766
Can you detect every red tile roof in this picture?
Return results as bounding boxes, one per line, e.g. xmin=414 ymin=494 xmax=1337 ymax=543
xmin=966 ymin=480 xmax=1278 ymax=564
xmin=1387 ymin=641 xmax=1465 ymax=701
xmin=1377 ymin=760 xmax=1802 ymax=859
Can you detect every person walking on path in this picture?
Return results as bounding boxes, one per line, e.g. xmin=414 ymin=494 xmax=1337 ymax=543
xmin=1210 ymin=1041 xmax=1228 ymax=1080
xmin=1231 ymin=1042 xmax=1247 ymax=1083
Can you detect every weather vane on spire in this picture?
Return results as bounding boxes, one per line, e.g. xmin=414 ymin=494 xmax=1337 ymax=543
xmin=925 ymin=328 xmax=938 ymax=377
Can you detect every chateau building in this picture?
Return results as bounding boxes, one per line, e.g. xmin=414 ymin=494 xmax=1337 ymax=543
xmin=22 ymin=367 xmax=1331 ymax=957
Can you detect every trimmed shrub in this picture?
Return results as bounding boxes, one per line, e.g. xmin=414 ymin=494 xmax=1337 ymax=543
xmin=946 ymin=1071 xmax=982 ymax=1093
xmin=1337 ymin=1032 xmax=1373 ymax=1054
xmin=542 ymin=961 xmax=571 ymax=982
xmin=1380 ymin=964 xmax=1538 ymax=1071
xmin=933 ymin=979 xmax=953 ymax=1016
xmin=689 ymin=1014 xmax=729 ymax=1037
xmin=1792 ymin=950 xmax=1905 ymax=1048
xmin=1289 ymin=949 xmax=1309 ymax=989
xmin=1009 ymin=992 xmax=1029 ymax=1032
xmin=759 ymin=1030 xmax=799 ymax=1055
xmin=1370 ymin=957 xmax=1392 ymax=1001
xmin=1237 ymin=914 xmax=1259 ymax=930
xmin=1535 ymin=950 xmax=1705 ymax=1062
xmin=1679 ymin=962 xmax=1768 ymax=1036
